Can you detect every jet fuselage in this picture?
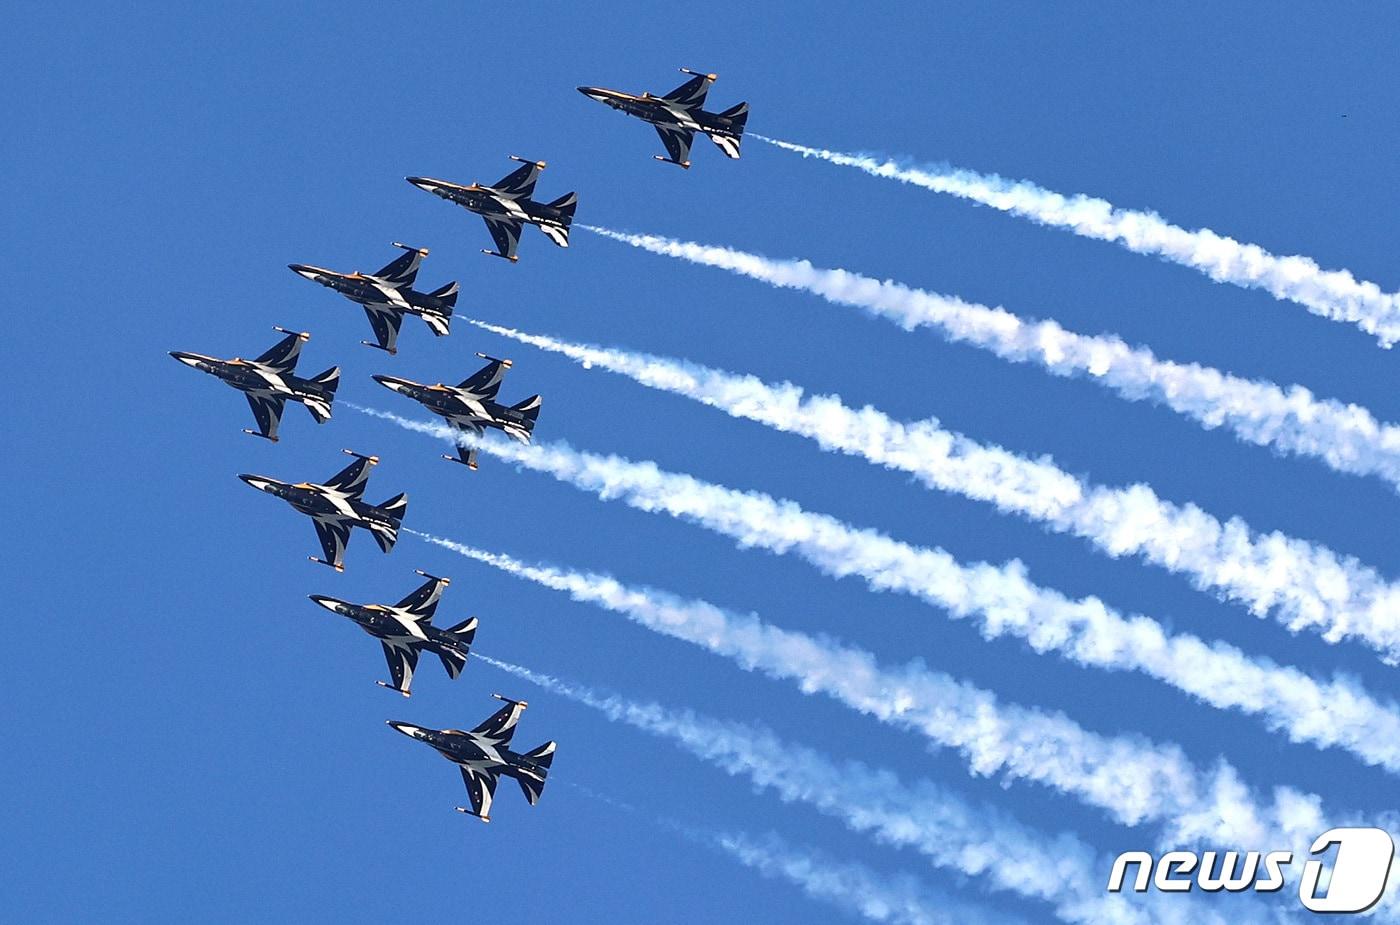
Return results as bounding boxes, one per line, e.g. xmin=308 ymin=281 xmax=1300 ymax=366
xmin=577 ymin=87 xmax=742 ymax=141
xmin=238 ymin=476 xmax=398 ymax=530
xmin=404 ymin=177 xmax=570 ymax=234
xmin=308 ymin=595 xmax=469 ymax=653
xmin=170 ymin=353 xmax=331 ymax=406
xmin=389 ymin=722 xmax=547 ymax=784
xmin=372 ymin=376 xmax=535 ymax=442
xmin=288 ymin=266 xmax=452 ymax=320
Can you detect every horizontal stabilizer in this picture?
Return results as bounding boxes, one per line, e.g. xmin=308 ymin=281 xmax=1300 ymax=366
xmin=372 ymin=524 xmax=400 ymax=554
xmin=437 ymin=649 xmax=467 ymax=679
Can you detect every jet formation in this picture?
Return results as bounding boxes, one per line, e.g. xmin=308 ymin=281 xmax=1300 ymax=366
xmin=373 ymin=354 xmax=541 ymax=470
xmin=289 ymin=242 xmax=458 ymax=354
xmin=310 ymin=570 xmax=476 ymax=696
xmin=170 ymin=327 xmax=339 ymax=441
xmin=407 ymin=157 xmax=577 ymax=262
xmin=172 ymin=67 xmax=754 ymax=824
xmin=239 ymin=449 xmax=407 ymax=571
xmin=389 ymin=695 xmax=557 ymax=822
xmin=578 ymin=68 xmax=748 ymax=167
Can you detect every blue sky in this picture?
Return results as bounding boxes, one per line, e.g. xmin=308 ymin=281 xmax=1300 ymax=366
xmin=6 ymin=2 xmax=1400 ymax=921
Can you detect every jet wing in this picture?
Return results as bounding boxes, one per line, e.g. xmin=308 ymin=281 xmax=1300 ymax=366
xmin=661 ymin=73 xmax=712 ymax=110
xmin=381 ymin=642 xmax=419 ymax=695
xmin=245 ymin=393 xmax=286 ymax=441
xmin=323 ymin=456 xmax=375 ymax=500
xmin=456 ymin=357 xmax=509 ymax=400
xmin=470 ymin=701 xmax=526 ymax=747
xmin=459 ymin=765 xmax=499 ymax=820
xmin=362 ymin=304 xmax=404 ymax=354
xmin=254 ymin=330 xmax=305 ymax=375
xmin=654 ymin=124 xmax=695 ymax=166
xmin=395 ymin=575 xmax=447 ymax=620
xmin=372 ymin=248 xmax=424 ymax=289
xmin=490 ymin=160 xmax=542 ymax=200
xmin=312 ymin=516 xmax=353 ymax=570
xmin=482 ymin=215 xmax=523 ymax=261
xmin=447 ymin=418 xmax=486 ymax=468
xmin=448 ymin=441 xmax=480 ymax=469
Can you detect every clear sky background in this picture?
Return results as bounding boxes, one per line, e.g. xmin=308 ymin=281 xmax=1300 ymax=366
xmin=5 ymin=3 xmax=1400 ymax=922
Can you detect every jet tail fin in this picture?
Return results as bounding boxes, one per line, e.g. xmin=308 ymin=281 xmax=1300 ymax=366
xmin=428 ymin=281 xmax=459 ymax=310
xmin=371 ymin=493 xmax=408 ymax=552
xmin=445 ymin=616 xmax=477 ymax=638
xmin=312 ymin=366 xmax=341 ymax=392
xmin=302 ymin=367 xmax=339 ymax=422
xmin=379 ymin=491 xmax=408 ymax=523
xmin=437 ymin=617 xmax=477 ymax=678
xmin=516 ymin=741 xmax=556 ymax=805
xmin=709 ymin=102 xmax=747 ymax=158
xmin=511 ymin=394 xmax=543 ymax=427
xmin=540 ymin=193 xmax=577 ymax=248
xmin=421 ymin=283 xmax=455 ymax=337
xmin=548 ymin=192 xmax=577 ymax=222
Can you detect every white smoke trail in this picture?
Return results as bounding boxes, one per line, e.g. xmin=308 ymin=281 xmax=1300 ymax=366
xmin=359 ymin=405 xmax=1400 ymax=778
xmin=753 ymin=134 xmax=1400 ymax=347
xmin=467 ymin=318 xmax=1400 ymax=663
xmin=431 ymin=538 xmax=1338 ymax=860
xmin=700 ymin=827 xmax=1026 ymax=925
xmin=578 ymin=227 xmax=1400 ymax=495
xmin=473 ymin=653 xmax=1244 ymax=925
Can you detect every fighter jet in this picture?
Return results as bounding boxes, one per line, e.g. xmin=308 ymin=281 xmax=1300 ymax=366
xmin=578 ymin=68 xmax=748 ymax=168
xmin=239 ymin=449 xmax=407 ymax=571
xmin=373 ymin=354 xmax=541 ymax=470
xmin=170 ymin=326 xmax=338 ymax=441
xmin=388 ymin=695 xmax=556 ymax=822
xmin=406 ymin=157 xmax=577 ymax=262
xmin=308 ymin=570 xmax=477 ymax=696
xmin=288 ymin=242 xmax=458 ymax=355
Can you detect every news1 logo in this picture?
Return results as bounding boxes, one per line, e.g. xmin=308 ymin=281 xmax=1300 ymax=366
xmin=1107 ymin=828 xmax=1396 ymax=914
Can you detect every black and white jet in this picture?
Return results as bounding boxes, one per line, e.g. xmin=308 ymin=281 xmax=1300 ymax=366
xmin=170 ymin=327 xmax=338 ymax=441
xmin=373 ymin=354 xmax=541 ymax=470
xmin=406 ymin=157 xmax=577 ymax=262
xmin=578 ymin=68 xmax=748 ymax=168
xmin=388 ymin=695 xmax=556 ymax=822
xmin=309 ymin=570 xmax=476 ymax=697
xmin=239 ymin=449 xmax=407 ymax=571
xmin=288 ymin=242 xmax=458 ymax=355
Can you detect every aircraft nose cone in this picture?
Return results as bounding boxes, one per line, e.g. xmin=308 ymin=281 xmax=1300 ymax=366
xmin=169 ymin=351 xmax=201 ymax=368
xmin=372 ymin=375 xmax=407 ymax=394
xmin=239 ymin=473 xmax=276 ymax=493
xmin=577 ymin=86 xmax=609 ymax=103
xmin=387 ymin=721 xmax=425 ymax=740
xmin=288 ymin=264 xmax=320 ymax=282
xmin=405 ymin=176 xmax=434 ymax=192
xmin=308 ymin=594 xmax=342 ymax=613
